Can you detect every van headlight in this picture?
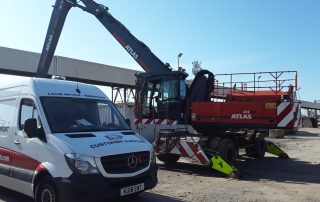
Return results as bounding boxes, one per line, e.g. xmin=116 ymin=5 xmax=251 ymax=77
xmin=65 ymin=153 xmax=100 ymax=174
xmin=151 ymin=149 xmax=156 ymax=164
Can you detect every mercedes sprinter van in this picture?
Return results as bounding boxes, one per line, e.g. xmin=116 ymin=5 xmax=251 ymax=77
xmin=0 ymin=78 xmax=157 ymax=201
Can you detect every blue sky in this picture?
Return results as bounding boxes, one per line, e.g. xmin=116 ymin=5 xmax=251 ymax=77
xmin=0 ymin=0 xmax=319 ymax=101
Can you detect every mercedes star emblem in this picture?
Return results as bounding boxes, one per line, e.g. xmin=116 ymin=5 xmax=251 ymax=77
xmin=127 ymin=155 xmax=138 ymax=169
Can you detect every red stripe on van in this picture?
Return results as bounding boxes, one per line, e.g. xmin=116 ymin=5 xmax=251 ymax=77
xmin=14 ymin=152 xmax=41 ymax=171
xmin=0 ymin=146 xmax=40 ymax=171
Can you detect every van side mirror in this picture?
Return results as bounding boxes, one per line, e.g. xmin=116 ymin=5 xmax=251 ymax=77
xmin=125 ymin=119 xmax=131 ymax=129
xmin=24 ymin=118 xmax=46 ymax=142
xmin=24 ymin=118 xmax=37 ymax=138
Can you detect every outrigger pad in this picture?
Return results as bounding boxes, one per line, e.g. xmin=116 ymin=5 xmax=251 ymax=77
xmin=210 ymin=155 xmax=240 ymax=178
xmin=265 ymin=141 xmax=290 ymax=159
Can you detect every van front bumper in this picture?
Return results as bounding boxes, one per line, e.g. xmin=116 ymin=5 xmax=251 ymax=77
xmin=55 ymin=163 xmax=158 ymax=201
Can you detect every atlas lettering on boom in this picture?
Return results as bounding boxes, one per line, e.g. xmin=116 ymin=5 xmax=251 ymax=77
xmin=125 ymin=45 xmax=139 ymax=59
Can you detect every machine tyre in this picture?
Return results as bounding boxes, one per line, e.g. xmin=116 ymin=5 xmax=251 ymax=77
xmin=245 ymin=146 xmax=255 ymax=157
xmin=245 ymin=134 xmax=266 ymax=159
xmin=254 ymin=134 xmax=266 ymax=159
xmin=208 ymin=137 xmax=222 ymax=151
xmin=218 ymin=138 xmax=236 ymax=164
xmin=35 ymin=176 xmax=60 ymax=202
xmin=157 ymin=153 xmax=180 ymax=165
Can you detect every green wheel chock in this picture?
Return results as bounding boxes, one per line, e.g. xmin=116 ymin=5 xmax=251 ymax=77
xmin=210 ymin=155 xmax=238 ymax=177
xmin=265 ymin=141 xmax=289 ymax=159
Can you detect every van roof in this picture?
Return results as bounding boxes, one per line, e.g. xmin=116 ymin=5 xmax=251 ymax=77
xmin=0 ymin=77 xmax=109 ymax=100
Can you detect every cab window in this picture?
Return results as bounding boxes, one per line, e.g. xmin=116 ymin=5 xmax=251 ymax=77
xmin=161 ymin=80 xmax=178 ymax=100
xmin=180 ymin=80 xmax=186 ymax=99
xmin=19 ymin=99 xmax=40 ymax=130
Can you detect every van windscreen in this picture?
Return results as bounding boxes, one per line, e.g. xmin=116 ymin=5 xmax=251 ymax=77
xmin=41 ymin=97 xmax=130 ymax=133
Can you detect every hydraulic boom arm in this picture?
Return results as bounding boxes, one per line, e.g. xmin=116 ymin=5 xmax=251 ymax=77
xmin=37 ymin=0 xmax=172 ymax=78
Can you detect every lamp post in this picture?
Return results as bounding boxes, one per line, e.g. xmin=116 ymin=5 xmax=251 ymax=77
xmin=177 ymin=53 xmax=183 ymax=69
xmin=296 ymin=87 xmax=301 ymax=100
xmin=258 ymin=76 xmax=262 ymax=89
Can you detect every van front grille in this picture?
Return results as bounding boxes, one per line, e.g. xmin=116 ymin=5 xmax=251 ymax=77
xmin=100 ymin=151 xmax=149 ymax=174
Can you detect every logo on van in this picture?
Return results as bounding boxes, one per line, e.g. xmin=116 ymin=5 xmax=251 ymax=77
xmin=127 ymin=155 xmax=138 ymax=169
xmin=0 ymin=155 xmax=10 ymax=162
xmin=0 ymin=126 xmax=9 ymax=133
xmin=105 ymin=135 xmax=123 ymax=141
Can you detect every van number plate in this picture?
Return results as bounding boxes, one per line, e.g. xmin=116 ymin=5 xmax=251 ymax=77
xmin=120 ymin=183 xmax=144 ymax=196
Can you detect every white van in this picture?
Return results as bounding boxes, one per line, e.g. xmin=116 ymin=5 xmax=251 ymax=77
xmin=0 ymin=77 xmax=157 ymax=201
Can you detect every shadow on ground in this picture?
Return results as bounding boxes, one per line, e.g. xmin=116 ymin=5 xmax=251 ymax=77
xmin=158 ymin=156 xmax=320 ymax=184
xmin=237 ymin=156 xmax=320 ymax=184
xmin=0 ymin=186 xmax=33 ymax=202
xmin=111 ymin=192 xmax=183 ymax=202
xmin=158 ymin=161 xmax=225 ymax=178
xmin=289 ymin=130 xmax=320 ymax=137
xmin=0 ymin=184 xmax=183 ymax=202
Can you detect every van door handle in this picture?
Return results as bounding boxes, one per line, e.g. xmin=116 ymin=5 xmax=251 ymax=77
xmin=14 ymin=140 xmax=20 ymax=144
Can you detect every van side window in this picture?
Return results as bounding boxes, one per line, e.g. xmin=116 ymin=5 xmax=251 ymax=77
xmin=19 ymin=99 xmax=40 ymax=130
xmin=0 ymin=98 xmax=16 ymax=137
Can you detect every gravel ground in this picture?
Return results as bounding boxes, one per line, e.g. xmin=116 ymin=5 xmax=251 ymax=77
xmin=149 ymin=128 xmax=320 ymax=202
xmin=0 ymin=128 xmax=319 ymax=202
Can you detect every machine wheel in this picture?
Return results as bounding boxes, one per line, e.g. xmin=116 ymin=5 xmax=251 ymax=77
xmin=157 ymin=153 xmax=180 ymax=165
xmin=208 ymin=137 xmax=221 ymax=151
xmin=245 ymin=134 xmax=266 ymax=159
xmin=35 ymin=176 xmax=59 ymax=202
xmin=245 ymin=146 xmax=255 ymax=157
xmin=218 ymin=138 xmax=236 ymax=164
xmin=254 ymin=134 xmax=266 ymax=158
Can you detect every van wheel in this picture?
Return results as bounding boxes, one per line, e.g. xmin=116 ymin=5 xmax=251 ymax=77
xmin=35 ymin=176 xmax=59 ymax=202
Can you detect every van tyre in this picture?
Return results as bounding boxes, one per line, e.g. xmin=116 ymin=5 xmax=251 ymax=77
xmin=157 ymin=153 xmax=180 ymax=165
xmin=35 ymin=176 xmax=59 ymax=202
xmin=218 ymin=138 xmax=236 ymax=164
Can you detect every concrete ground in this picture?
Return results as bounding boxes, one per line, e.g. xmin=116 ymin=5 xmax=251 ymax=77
xmin=0 ymin=128 xmax=319 ymax=202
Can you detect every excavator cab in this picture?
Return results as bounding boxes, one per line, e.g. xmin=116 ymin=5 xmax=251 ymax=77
xmin=134 ymin=72 xmax=187 ymax=123
xmin=134 ymin=70 xmax=214 ymax=125
xmin=157 ymin=79 xmax=187 ymax=120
